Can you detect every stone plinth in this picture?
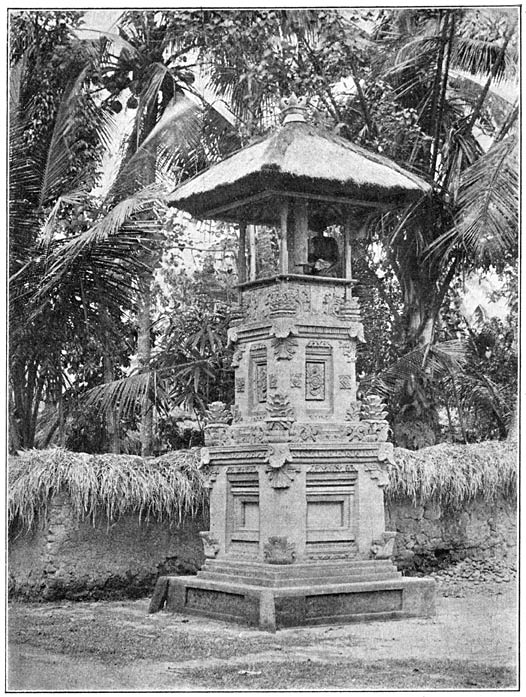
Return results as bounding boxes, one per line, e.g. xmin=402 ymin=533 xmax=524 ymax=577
xmin=151 ymin=275 xmax=435 ymax=628
xmin=158 ymin=559 xmax=435 ymax=630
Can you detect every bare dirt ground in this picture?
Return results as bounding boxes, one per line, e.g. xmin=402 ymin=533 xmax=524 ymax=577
xmin=8 ymin=583 xmax=517 ymax=691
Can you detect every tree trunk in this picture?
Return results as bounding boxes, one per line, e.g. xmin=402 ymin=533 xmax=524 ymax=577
xmin=138 ymin=276 xmax=153 ymax=456
xmin=103 ymin=352 xmax=120 ymax=453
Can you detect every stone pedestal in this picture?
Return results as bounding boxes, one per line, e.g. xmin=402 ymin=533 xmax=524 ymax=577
xmin=152 ymin=276 xmax=435 ymax=628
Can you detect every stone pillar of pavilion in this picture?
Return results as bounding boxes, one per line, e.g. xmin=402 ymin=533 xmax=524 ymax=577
xmin=152 ymin=95 xmax=435 ymax=630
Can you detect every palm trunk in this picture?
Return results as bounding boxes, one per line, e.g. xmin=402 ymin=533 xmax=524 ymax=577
xmin=138 ymin=276 xmax=153 ymax=456
xmin=103 ymin=352 xmax=120 ymax=453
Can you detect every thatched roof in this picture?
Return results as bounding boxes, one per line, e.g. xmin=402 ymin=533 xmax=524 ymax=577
xmin=168 ymin=120 xmax=431 ymax=225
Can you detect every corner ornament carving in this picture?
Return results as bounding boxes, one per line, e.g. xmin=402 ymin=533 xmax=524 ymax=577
xmin=200 ymin=531 xmax=220 ymax=558
xmin=264 ymin=444 xmax=299 ymax=488
xmin=227 ymin=327 xmax=239 ymax=346
xmin=269 ymin=319 xmax=299 ymax=360
xmin=377 ymin=442 xmax=396 ymax=466
xmin=370 ymin=531 xmax=397 ymax=560
xmin=263 ymin=536 xmax=296 ymax=565
xmin=348 ymin=322 xmax=365 ymax=343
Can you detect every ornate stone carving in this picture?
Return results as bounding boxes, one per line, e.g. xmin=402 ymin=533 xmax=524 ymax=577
xmin=271 ymin=336 xmax=298 ymax=360
xmin=360 ymin=395 xmax=388 ymax=420
xmin=232 ymin=425 xmax=267 ymax=444
xmin=307 ymin=463 xmax=357 ymax=473
xmin=266 ymin=392 xmax=294 ymax=419
xmin=226 ymin=465 xmax=257 ymax=474
xmin=348 ymin=322 xmax=365 ymax=343
xmin=270 ymin=318 xmax=299 ymax=360
xmin=254 ymin=362 xmax=267 ymax=402
xmin=305 ymin=362 xmax=325 ymax=400
xmin=268 ymin=286 xmax=310 ymax=315
xmin=345 ymin=401 xmax=362 ymax=421
xmin=339 ymin=341 xmax=356 ymax=362
xmin=204 ymin=425 xmax=233 ymax=446
xmin=338 ymin=375 xmax=353 ymax=390
xmin=264 ymin=444 xmax=299 ymax=488
xmin=269 ymin=374 xmax=278 ymax=390
xmin=263 ymin=536 xmax=296 ymax=564
xmin=201 ymin=465 xmax=219 ymax=490
xmin=365 ymin=463 xmax=389 ymax=488
xmin=235 ymin=377 xmax=246 ymax=393
xmin=290 ymin=373 xmax=302 ymax=388
xmin=231 ymin=405 xmax=242 ymax=423
xmin=205 ymin=401 xmax=231 ymax=424
xmin=199 ymin=531 xmax=220 ymax=558
xmin=231 ymin=345 xmax=245 ymax=368
xmin=290 ymin=423 xmax=319 ymax=442
xmin=307 ymin=544 xmax=358 ymax=560
xmin=364 ymin=421 xmax=390 ymax=442
xmin=377 ymin=442 xmax=396 ymax=465
xmin=227 ymin=327 xmax=239 ymax=346
xmin=370 ymin=531 xmax=397 ymax=560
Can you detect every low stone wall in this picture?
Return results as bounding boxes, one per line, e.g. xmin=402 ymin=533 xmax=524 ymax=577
xmin=9 ymin=495 xmax=206 ymax=601
xmin=387 ymin=496 xmax=517 ymax=571
xmin=9 ymin=494 xmax=515 ymax=601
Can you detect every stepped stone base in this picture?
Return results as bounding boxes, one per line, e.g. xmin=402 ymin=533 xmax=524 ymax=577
xmin=151 ymin=559 xmax=435 ymax=631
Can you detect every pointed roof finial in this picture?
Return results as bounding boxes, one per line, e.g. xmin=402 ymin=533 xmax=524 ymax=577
xmin=280 ymin=93 xmax=308 ymax=124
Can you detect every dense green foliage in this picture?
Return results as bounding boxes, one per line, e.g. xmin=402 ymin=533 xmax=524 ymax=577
xmin=9 ymin=8 xmax=517 ymax=453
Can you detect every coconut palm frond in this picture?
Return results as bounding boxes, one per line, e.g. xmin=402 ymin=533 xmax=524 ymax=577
xmin=82 ymin=372 xmax=152 ymax=418
xmin=362 ymin=340 xmax=466 ymax=398
xmin=429 ymin=131 xmax=518 ymax=262
xmin=39 ymin=66 xmax=115 ymax=206
xmin=39 ymin=190 xmax=90 ymax=244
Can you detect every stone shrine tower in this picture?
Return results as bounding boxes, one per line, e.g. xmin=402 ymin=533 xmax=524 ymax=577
xmin=152 ymin=96 xmax=435 ymax=630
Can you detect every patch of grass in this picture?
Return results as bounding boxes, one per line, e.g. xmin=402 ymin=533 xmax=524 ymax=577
xmin=388 ymin=440 xmax=517 ymax=506
xmin=184 ymin=658 xmax=515 ymax=690
xmin=9 ymin=448 xmax=206 ymax=532
xmin=7 ymin=601 xmax=312 ymax=665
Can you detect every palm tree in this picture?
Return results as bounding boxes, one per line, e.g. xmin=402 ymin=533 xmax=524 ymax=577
xmin=28 ymin=10 xmax=239 ymax=454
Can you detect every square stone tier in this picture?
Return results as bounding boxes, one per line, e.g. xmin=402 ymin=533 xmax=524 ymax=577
xmin=152 ymin=560 xmax=435 ymax=631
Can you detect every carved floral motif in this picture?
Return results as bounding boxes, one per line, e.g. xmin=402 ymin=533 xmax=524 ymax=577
xmin=232 ymin=425 xmax=267 ymax=444
xmin=205 ymin=401 xmax=231 ymax=424
xmin=370 ymin=531 xmax=397 ymax=560
xmin=263 ymin=536 xmax=296 ymax=564
xmin=345 ymin=401 xmax=362 ymax=421
xmin=306 ymin=362 xmax=325 ymax=400
xmin=271 ymin=336 xmax=298 ymax=360
xmin=290 ymin=423 xmax=319 ymax=442
xmin=199 ymin=531 xmax=220 ymax=558
xmin=266 ymin=392 xmax=294 ymax=419
xmin=269 ymin=374 xmax=278 ymax=390
xmin=361 ymin=395 xmax=388 ymax=420
xmin=235 ymin=377 xmax=246 ymax=393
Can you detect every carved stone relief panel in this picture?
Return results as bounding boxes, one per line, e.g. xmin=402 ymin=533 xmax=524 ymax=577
xmin=249 ymin=344 xmax=267 ymax=412
xmin=305 ymin=362 xmax=325 ymax=401
xmin=305 ymin=341 xmax=333 ymax=411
